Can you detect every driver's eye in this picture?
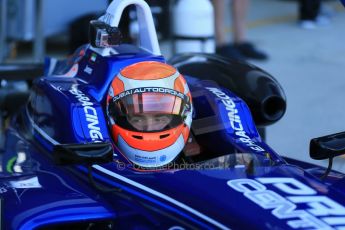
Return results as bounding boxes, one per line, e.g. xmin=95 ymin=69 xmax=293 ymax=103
xmin=130 ymin=116 xmax=144 ymax=123
xmin=154 ymin=117 xmax=164 ymax=122
xmin=154 ymin=116 xmax=170 ymax=122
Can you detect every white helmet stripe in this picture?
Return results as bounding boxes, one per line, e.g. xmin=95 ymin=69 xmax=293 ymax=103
xmin=117 ymin=71 xmax=180 ymax=91
xmin=184 ymin=83 xmax=190 ymax=95
xmin=108 ymin=86 xmax=114 ymax=97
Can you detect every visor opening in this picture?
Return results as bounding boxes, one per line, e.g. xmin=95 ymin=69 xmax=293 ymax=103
xmin=132 ymin=135 xmax=143 ymax=139
xmin=160 ymin=134 xmax=170 ymax=139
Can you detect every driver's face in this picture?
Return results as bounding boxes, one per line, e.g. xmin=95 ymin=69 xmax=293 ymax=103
xmin=127 ymin=114 xmax=173 ymax=131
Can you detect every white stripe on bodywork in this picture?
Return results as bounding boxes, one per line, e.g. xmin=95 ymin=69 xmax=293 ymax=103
xmin=93 ymin=165 xmax=229 ymax=230
xmin=26 ymin=107 xmax=59 ymax=145
xmin=322 ymin=217 xmax=345 ymax=225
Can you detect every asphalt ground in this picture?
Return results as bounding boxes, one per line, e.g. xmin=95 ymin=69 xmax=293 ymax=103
xmin=246 ymin=0 xmax=345 ymax=172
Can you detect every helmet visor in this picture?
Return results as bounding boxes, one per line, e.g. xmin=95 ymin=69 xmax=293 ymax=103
xmin=109 ymin=87 xmax=190 ymax=132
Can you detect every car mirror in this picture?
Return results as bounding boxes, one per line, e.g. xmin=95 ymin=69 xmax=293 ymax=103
xmin=53 ymin=142 xmax=113 ymax=165
xmin=310 ymin=131 xmax=345 ymax=160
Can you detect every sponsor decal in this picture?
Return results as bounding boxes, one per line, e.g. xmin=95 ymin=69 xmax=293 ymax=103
xmin=90 ymin=53 xmax=97 ymax=62
xmin=160 ymin=155 xmax=167 ymax=162
xmin=6 ymin=156 xmax=17 ymax=173
xmin=206 ymin=87 xmax=265 ymax=152
xmin=69 ymin=84 xmax=104 ymax=141
xmin=228 ymin=178 xmax=345 ymax=229
xmin=134 ymin=155 xmax=156 ymax=163
xmin=112 ymin=87 xmax=187 ymax=102
xmin=84 ymin=65 xmax=93 ymax=75
xmin=9 ymin=177 xmax=42 ymax=189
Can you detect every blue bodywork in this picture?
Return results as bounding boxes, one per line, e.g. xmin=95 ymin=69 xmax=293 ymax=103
xmin=1 ymin=44 xmax=345 ymax=230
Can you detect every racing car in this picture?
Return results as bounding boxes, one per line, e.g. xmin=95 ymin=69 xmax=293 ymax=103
xmin=1 ymin=0 xmax=345 ymax=229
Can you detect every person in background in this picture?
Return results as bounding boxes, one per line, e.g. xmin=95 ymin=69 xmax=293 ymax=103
xmin=299 ymin=0 xmax=330 ymax=29
xmin=212 ymin=0 xmax=268 ymax=61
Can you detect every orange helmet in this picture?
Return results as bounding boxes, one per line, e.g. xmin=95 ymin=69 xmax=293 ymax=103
xmin=106 ymin=61 xmax=193 ymax=168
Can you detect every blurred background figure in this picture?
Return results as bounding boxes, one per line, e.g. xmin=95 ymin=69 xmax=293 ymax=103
xmin=172 ymin=0 xmax=215 ymax=54
xmin=212 ymin=0 xmax=268 ymax=60
xmin=299 ymin=0 xmax=331 ymax=29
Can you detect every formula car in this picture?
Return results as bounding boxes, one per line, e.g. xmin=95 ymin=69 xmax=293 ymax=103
xmin=1 ymin=0 xmax=345 ymax=229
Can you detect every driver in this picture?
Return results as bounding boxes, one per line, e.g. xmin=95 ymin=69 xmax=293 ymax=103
xmin=106 ymin=61 xmax=193 ymax=168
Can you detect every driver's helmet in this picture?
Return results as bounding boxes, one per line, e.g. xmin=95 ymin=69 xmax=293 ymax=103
xmin=106 ymin=61 xmax=193 ymax=168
